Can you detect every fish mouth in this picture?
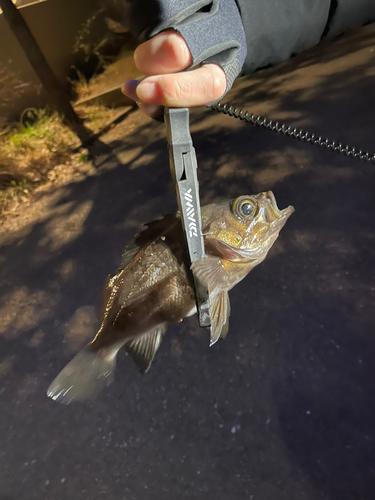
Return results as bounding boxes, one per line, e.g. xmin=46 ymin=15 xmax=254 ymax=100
xmin=264 ymin=191 xmax=294 ymax=228
xmin=265 ymin=191 xmax=294 ymax=218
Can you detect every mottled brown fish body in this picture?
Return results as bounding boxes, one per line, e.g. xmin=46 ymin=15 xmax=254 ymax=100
xmin=92 ymin=236 xmax=196 ymax=350
xmin=47 ymin=192 xmax=294 ymax=404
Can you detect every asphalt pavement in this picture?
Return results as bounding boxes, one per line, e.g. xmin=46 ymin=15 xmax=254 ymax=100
xmin=0 ymin=24 xmax=375 ymax=500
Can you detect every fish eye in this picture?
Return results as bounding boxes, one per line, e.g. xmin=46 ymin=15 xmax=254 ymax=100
xmin=240 ymin=202 xmax=254 ymax=216
xmin=232 ymin=197 xmax=258 ymax=219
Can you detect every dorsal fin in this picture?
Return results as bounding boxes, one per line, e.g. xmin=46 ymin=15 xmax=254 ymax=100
xmin=120 ymin=243 xmax=142 ymax=269
xmin=124 ymin=323 xmax=167 ymax=373
xmin=119 ymin=214 xmax=179 ymax=271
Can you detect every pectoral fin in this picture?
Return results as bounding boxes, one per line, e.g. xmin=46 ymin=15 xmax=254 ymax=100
xmin=191 ymin=257 xmax=231 ymax=345
xmin=124 ymin=323 xmax=167 ymax=373
xmin=191 ymin=256 xmax=229 ymax=293
xmin=209 ymin=291 xmax=231 ymax=346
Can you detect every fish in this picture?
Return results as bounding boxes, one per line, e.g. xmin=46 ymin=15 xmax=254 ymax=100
xmin=47 ymin=191 xmax=294 ymax=404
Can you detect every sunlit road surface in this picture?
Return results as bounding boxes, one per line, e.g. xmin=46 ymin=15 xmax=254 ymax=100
xmin=0 ymin=24 xmax=375 ymax=500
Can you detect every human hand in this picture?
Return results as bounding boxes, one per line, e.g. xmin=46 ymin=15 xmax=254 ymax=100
xmin=122 ymin=30 xmax=226 ymax=119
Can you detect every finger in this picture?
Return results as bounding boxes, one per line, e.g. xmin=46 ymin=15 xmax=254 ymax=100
xmin=135 ymin=64 xmax=226 ymax=107
xmin=134 ymin=30 xmax=192 ymax=75
xmin=121 ymin=80 xmax=163 ymax=119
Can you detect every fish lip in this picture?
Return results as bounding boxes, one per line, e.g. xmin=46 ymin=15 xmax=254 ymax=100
xmin=269 ymin=204 xmax=295 ymax=231
xmin=280 ymin=205 xmax=295 ymax=219
xmin=265 ymin=190 xmax=279 ymax=211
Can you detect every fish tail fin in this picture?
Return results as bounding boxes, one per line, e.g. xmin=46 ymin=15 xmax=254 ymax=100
xmin=47 ymin=344 xmax=118 ymax=404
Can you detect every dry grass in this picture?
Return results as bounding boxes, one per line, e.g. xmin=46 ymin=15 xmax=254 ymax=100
xmin=0 ymin=102 xmax=122 ymax=213
xmin=76 ymin=103 xmax=117 ymax=134
xmin=0 ymin=109 xmax=79 ymax=174
xmin=70 ymin=70 xmax=93 ymax=101
xmin=0 ymin=109 xmax=83 ymax=213
xmin=72 ymin=71 xmax=125 ymax=134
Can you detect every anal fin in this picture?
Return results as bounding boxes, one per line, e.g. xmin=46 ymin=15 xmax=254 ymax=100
xmin=124 ymin=323 xmax=167 ymax=373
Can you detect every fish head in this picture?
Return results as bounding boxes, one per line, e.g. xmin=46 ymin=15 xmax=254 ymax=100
xmin=202 ymin=191 xmax=294 ymax=263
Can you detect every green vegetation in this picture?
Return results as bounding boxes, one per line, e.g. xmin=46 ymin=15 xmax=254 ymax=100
xmin=0 ymin=109 xmax=78 ymax=172
xmin=0 ymin=104 xmax=116 ymax=214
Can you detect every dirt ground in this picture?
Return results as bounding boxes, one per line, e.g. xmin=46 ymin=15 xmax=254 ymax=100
xmin=0 ymin=24 xmax=375 ymax=500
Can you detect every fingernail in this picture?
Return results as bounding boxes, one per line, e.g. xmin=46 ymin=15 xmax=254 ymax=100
xmin=122 ymin=79 xmax=138 ymax=95
xmin=136 ymin=82 xmax=156 ymax=102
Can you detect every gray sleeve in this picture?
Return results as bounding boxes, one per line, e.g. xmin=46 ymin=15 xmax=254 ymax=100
xmin=121 ymin=0 xmax=247 ymax=95
xmin=120 ymin=0 xmax=375 ymax=86
xmin=325 ymin=0 xmax=375 ymax=38
xmin=236 ymin=0 xmax=375 ymax=74
xmin=236 ymin=0 xmax=331 ymax=73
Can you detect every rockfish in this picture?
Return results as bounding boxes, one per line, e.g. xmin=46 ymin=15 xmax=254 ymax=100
xmin=47 ymin=192 xmax=294 ymax=404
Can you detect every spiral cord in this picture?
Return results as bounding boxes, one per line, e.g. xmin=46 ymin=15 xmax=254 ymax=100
xmin=209 ymin=102 xmax=375 ymax=164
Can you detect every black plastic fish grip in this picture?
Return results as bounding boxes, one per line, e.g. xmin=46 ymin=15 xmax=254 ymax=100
xmin=164 ymin=107 xmax=211 ymax=328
